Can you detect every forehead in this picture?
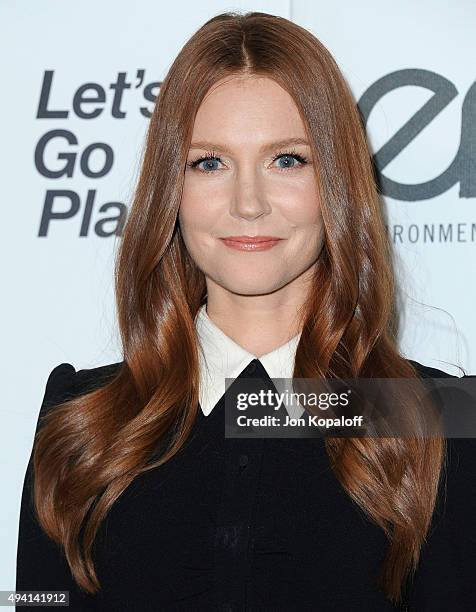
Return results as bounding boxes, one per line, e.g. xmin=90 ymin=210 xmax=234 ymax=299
xmin=190 ymin=75 xmax=308 ymax=146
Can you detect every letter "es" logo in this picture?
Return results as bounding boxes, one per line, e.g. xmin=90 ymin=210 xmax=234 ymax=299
xmin=358 ymin=69 xmax=475 ymax=201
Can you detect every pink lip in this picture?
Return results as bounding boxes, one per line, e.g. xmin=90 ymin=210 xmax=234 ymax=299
xmin=219 ymin=236 xmax=284 ymax=251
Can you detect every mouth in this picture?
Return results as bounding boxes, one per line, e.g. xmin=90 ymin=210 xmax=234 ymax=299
xmin=219 ymin=236 xmax=284 ymax=251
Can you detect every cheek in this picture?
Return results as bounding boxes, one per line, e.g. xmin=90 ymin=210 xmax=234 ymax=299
xmin=180 ymin=179 xmax=224 ymax=233
xmin=278 ymin=185 xmax=324 ymax=261
xmin=179 ymin=198 xmax=213 ymax=237
xmin=280 ymin=182 xmax=322 ymax=228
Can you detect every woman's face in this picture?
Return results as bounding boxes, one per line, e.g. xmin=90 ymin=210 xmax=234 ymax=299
xmin=179 ymin=74 xmax=324 ymax=298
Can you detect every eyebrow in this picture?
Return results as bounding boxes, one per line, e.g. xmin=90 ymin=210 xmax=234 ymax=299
xmin=188 ymin=137 xmax=311 ymax=154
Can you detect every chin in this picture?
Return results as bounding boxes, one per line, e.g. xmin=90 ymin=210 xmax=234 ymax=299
xmin=219 ymin=278 xmax=286 ymax=297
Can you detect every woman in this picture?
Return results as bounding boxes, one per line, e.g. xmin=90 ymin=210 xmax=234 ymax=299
xmin=16 ymin=10 xmax=476 ymax=611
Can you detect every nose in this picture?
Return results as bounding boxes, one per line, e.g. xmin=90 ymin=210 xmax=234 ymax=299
xmin=229 ymin=166 xmax=271 ymax=222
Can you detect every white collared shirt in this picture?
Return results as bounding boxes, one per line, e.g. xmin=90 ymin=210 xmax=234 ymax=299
xmin=195 ymin=303 xmax=305 ymax=418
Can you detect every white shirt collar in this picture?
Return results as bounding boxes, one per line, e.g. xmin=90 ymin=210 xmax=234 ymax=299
xmin=195 ymin=303 xmax=302 ymax=416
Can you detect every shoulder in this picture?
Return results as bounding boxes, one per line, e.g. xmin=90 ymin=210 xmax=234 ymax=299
xmin=406 ymin=358 xmax=462 ymax=379
xmin=39 ymin=360 xmax=124 ymax=420
xmin=406 ymin=357 xmax=476 ymax=476
xmin=402 ymin=362 xmax=476 ymax=606
xmin=74 ymin=360 xmax=124 ymax=395
xmin=408 ymin=360 xmax=476 ymax=511
xmin=406 ymin=359 xmax=476 ymax=419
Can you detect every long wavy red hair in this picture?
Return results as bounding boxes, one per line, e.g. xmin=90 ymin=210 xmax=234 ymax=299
xmin=33 ymin=11 xmax=445 ymax=604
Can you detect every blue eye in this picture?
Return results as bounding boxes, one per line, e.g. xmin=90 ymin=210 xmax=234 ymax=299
xmin=193 ymin=158 xmax=221 ymax=172
xmin=276 ymin=155 xmax=296 ymax=168
xmin=273 ymin=153 xmax=308 ymax=170
xmin=186 ymin=150 xmax=222 ymax=173
xmin=186 ymin=148 xmax=309 ymax=173
xmin=273 ymin=150 xmax=307 ymax=171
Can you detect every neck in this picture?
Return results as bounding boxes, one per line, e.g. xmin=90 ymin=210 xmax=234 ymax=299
xmin=204 ymin=291 xmax=304 ymax=358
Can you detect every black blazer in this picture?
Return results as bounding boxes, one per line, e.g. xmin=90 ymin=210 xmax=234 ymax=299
xmin=15 ymin=359 xmax=476 ymax=611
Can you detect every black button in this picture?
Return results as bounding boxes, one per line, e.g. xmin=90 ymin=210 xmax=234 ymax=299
xmin=216 ymin=525 xmax=240 ymax=549
xmin=238 ymin=454 xmax=249 ymax=468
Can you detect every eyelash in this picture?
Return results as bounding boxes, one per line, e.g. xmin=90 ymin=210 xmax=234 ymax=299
xmin=186 ymin=148 xmax=309 ymax=173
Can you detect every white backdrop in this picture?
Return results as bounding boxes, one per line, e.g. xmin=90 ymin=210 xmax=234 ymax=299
xmin=2 ymin=0 xmax=474 ymax=599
